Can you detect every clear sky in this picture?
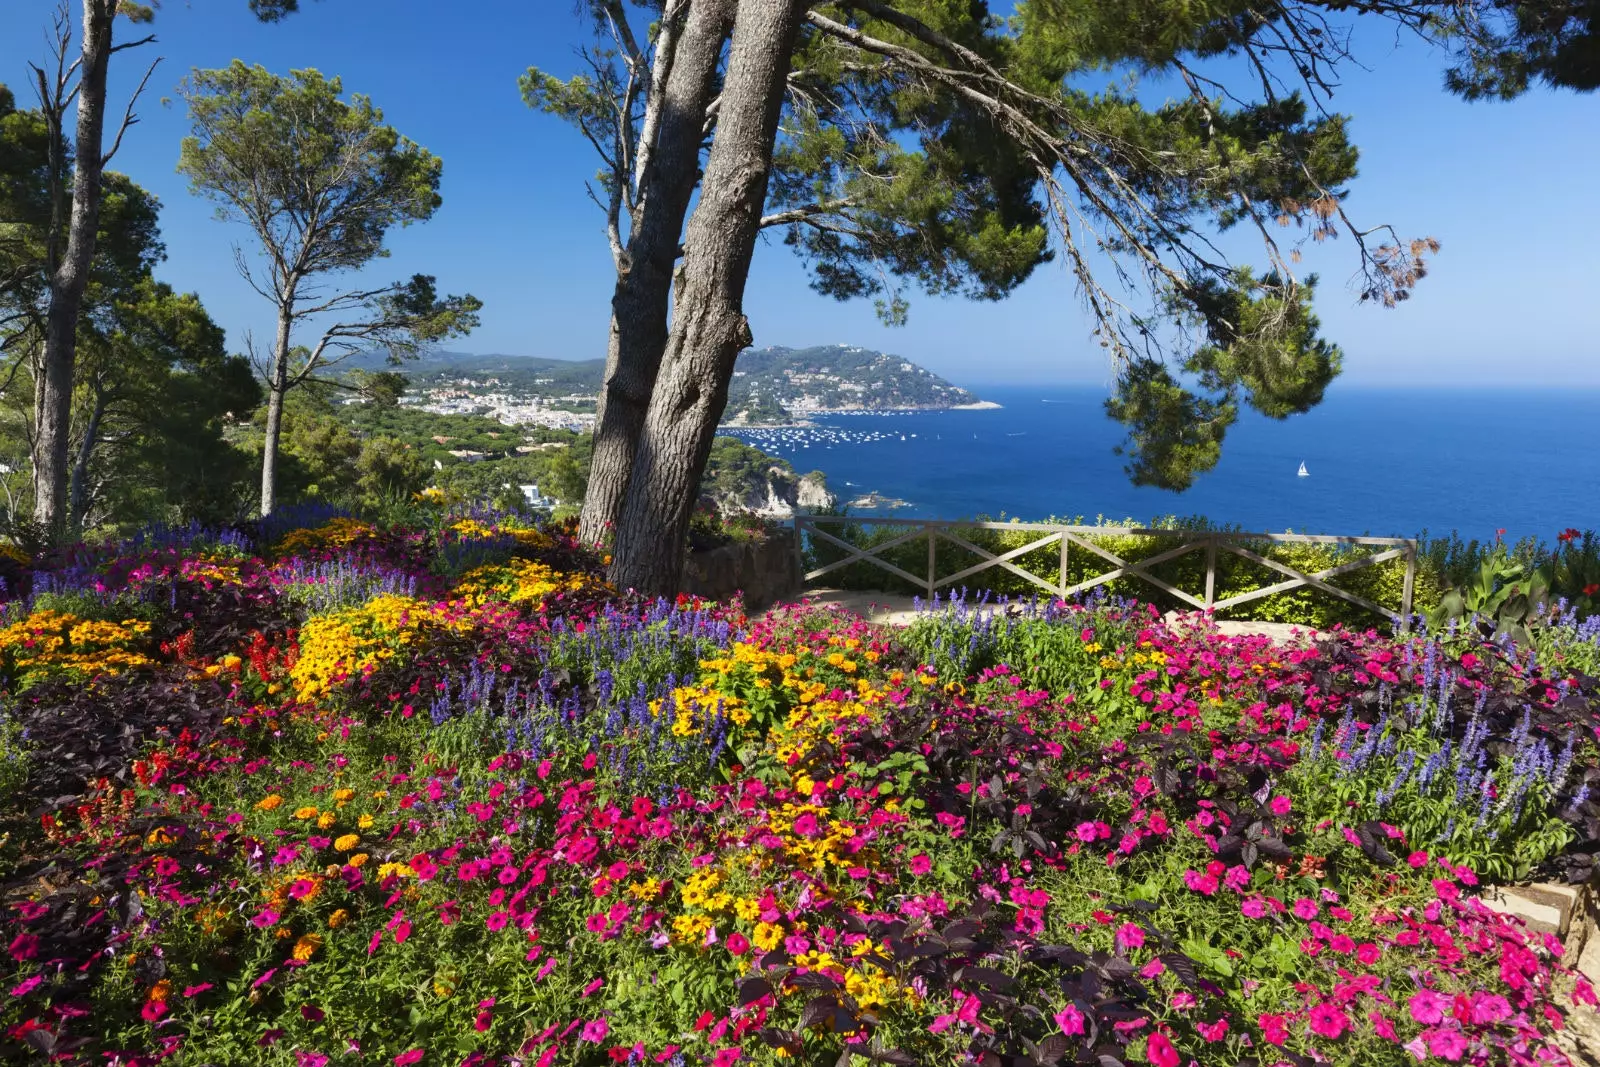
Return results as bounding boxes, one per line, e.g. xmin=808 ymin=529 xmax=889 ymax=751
xmin=1 ymin=0 xmax=1596 ymax=387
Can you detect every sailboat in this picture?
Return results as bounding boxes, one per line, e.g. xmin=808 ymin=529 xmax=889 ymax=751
xmin=1297 ymin=461 xmax=1310 ymax=478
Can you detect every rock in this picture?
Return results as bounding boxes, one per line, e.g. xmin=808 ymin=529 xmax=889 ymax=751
xmin=796 ymin=472 xmax=834 ymax=510
xmin=1477 ymin=884 xmax=1571 ymax=937
xmin=707 ymin=467 xmax=832 ymax=519
xmin=1580 ymin=930 xmax=1600 ymax=983
xmin=681 ymin=527 xmax=803 ymax=612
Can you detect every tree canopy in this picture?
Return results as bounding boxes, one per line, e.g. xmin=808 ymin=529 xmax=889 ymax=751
xmin=177 ymin=60 xmax=481 ymax=514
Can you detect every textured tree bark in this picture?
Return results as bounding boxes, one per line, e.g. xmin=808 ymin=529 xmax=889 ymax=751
xmin=610 ymin=0 xmax=805 ymax=595
xmin=259 ymin=306 xmax=294 ymax=516
xmin=33 ymin=0 xmax=116 ymax=538
xmin=578 ymin=0 xmax=735 ymax=547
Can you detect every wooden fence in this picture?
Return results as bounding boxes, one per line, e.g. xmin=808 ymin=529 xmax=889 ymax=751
xmin=792 ymin=515 xmax=1419 ymax=630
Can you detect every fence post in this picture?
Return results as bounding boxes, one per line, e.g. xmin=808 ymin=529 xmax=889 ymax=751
xmin=1058 ymin=526 xmax=1069 ymax=598
xmin=926 ymin=523 xmax=936 ymax=599
xmin=1204 ymin=533 xmax=1218 ymax=611
xmin=1400 ymin=541 xmax=1416 ymax=633
xmin=792 ymin=517 xmax=806 ymax=590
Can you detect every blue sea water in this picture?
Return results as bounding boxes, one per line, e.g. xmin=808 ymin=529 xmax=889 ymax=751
xmin=722 ymin=385 xmax=1600 ymax=542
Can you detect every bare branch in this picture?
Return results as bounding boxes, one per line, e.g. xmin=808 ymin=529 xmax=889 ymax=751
xmin=101 ymin=53 xmax=162 ymax=167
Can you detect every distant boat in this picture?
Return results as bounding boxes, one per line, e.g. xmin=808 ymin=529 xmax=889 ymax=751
xmin=1297 ymin=461 xmax=1309 ymax=478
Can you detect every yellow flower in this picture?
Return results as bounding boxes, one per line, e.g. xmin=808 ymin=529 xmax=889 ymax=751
xmin=292 ymin=932 xmax=323 ymax=960
xmin=628 ymin=878 xmax=663 ymax=900
xmin=293 ymin=806 xmax=318 ymax=821
xmin=334 ymin=834 xmax=360 ymax=852
xmin=348 ymin=853 xmax=369 ymax=868
xmin=357 ymin=813 xmax=375 ymax=829
xmin=671 ymin=914 xmax=712 ymax=945
xmin=327 ymin=909 xmax=350 ymax=929
xmin=316 ymin=811 xmax=336 ymax=830
xmin=333 ymin=788 xmax=355 ymax=806
xmin=255 ymin=794 xmax=284 ymax=812
xmin=752 ymin=921 xmax=784 ymax=952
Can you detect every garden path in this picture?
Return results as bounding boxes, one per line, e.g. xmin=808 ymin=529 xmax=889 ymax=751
xmin=771 ymin=588 xmax=1314 ymax=643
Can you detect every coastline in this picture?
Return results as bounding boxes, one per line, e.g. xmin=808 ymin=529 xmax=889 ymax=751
xmin=722 ymin=400 xmax=1002 ymax=430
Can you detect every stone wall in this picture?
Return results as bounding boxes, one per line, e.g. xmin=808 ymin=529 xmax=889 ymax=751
xmin=681 ymin=527 xmax=803 ymax=612
xmin=1481 ymin=877 xmax=1600 ymax=1061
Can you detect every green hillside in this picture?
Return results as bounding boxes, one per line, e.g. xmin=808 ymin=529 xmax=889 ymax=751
xmin=357 ymin=345 xmax=980 ymax=422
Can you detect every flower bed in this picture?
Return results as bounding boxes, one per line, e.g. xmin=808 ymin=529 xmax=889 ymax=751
xmin=1 ymin=513 xmax=1598 ymax=1066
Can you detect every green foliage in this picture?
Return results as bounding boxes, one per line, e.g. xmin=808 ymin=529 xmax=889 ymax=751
xmin=178 ymin=61 xmax=443 ymax=274
xmin=1292 ymin=710 xmax=1579 ymax=884
xmin=1442 ymin=0 xmax=1600 ymax=98
xmin=1427 ymin=530 xmax=1600 ymax=642
xmin=1103 ymin=360 xmax=1236 ymax=491
xmin=1105 ymin=274 xmax=1341 ymax=491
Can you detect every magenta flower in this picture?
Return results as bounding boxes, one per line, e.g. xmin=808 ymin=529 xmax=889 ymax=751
xmin=909 ymin=853 xmax=932 ymax=875
xmin=1422 ymin=1027 xmax=1469 ymax=1061
xmin=1240 ymin=897 xmax=1268 ymax=919
xmin=1115 ymin=922 xmax=1145 ymax=951
xmin=1054 ymin=1004 xmax=1086 ymax=1036
xmin=581 ymin=1018 xmax=609 ymax=1043
xmin=1307 ymin=1002 xmax=1348 ymax=1039
xmin=1292 ymin=897 xmax=1319 ymax=920
xmin=1408 ymin=989 xmax=1450 ymax=1025
xmin=394 ymin=1050 xmax=425 ymax=1066
xmin=8 ymin=933 xmax=39 ymax=961
xmin=1145 ymin=1031 xmax=1179 ymax=1067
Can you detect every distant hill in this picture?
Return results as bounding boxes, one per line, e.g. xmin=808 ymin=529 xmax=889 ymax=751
xmin=725 ymin=344 xmax=979 ymax=422
xmin=360 ymin=343 xmax=980 ymax=423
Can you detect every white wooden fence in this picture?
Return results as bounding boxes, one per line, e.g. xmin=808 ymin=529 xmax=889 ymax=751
xmin=792 ymin=516 xmax=1418 ymax=630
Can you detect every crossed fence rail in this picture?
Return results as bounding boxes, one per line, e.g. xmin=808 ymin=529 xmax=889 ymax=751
xmin=791 ymin=515 xmax=1418 ymax=631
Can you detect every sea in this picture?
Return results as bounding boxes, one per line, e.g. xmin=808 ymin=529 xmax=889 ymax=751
xmin=720 ymin=385 xmax=1600 ymax=543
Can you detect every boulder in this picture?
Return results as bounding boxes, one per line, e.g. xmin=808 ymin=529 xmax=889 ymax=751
xmin=682 ymin=527 xmax=803 ymax=612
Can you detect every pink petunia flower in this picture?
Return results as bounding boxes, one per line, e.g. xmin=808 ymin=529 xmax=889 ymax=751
xmin=1307 ymin=1001 xmax=1348 ymax=1039
xmin=1145 ymin=1031 xmax=1179 ymax=1067
xmin=580 ymin=1018 xmax=609 ymax=1043
xmin=1422 ymin=1027 xmax=1468 ymax=1061
xmin=1054 ymin=1004 xmax=1086 ymax=1036
xmin=1408 ymin=989 xmax=1450 ymax=1025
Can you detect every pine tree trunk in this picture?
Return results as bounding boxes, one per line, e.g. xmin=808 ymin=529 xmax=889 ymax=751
xmin=32 ymin=0 xmax=116 ymax=539
xmin=579 ymin=0 xmax=735 ymax=547
xmin=259 ymin=307 xmax=294 ymax=516
xmin=610 ymin=0 xmax=805 ymax=595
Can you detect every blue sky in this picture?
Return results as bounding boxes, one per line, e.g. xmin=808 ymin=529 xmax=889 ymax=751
xmin=1 ymin=0 xmax=1596 ymax=387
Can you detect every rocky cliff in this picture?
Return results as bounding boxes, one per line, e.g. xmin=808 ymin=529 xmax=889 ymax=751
xmin=704 ymin=467 xmax=834 ymax=519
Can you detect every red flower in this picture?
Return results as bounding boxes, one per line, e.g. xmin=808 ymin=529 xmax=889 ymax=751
xmin=1559 ymin=527 xmax=1582 ymax=543
xmin=1585 ymin=584 xmax=1599 ymax=597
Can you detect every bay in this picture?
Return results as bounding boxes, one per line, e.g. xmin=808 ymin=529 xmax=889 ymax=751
xmin=721 ymin=385 xmax=1600 ymax=541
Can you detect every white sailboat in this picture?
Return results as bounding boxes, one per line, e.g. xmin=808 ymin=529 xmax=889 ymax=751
xmin=1297 ymin=461 xmax=1310 ymax=478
